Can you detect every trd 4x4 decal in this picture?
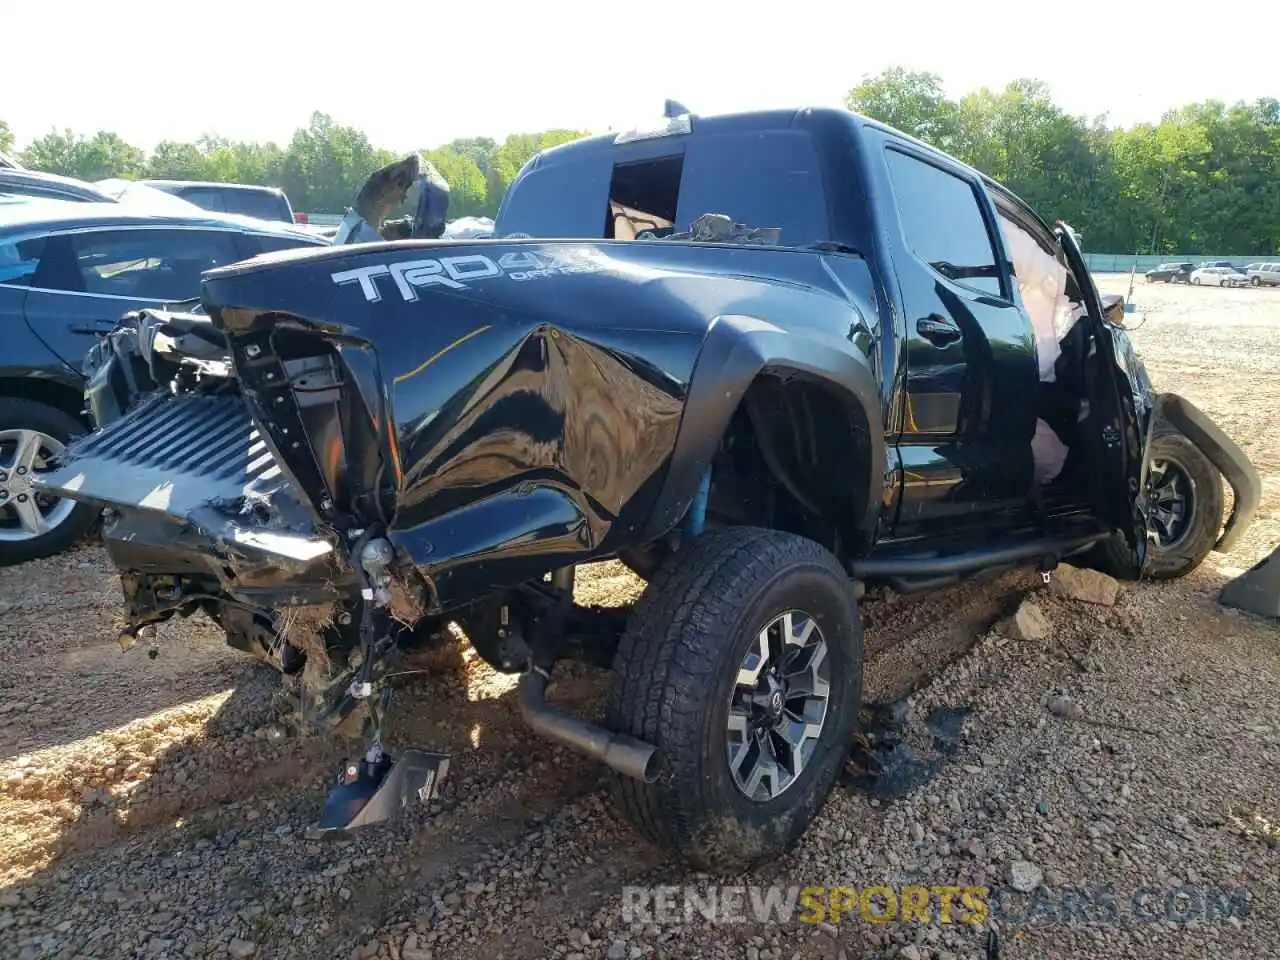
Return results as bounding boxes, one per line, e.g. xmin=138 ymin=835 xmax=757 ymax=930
xmin=331 ymin=248 xmax=608 ymax=302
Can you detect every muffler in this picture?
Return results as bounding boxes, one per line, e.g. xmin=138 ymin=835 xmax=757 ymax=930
xmin=519 ymin=668 xmax=660 ymax=782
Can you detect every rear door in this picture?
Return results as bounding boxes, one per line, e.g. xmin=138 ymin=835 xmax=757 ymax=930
xmin=875 ymin=138 xmax=1039 ymax=537
xmin=20 ymin=226 xmax=252 ymax=369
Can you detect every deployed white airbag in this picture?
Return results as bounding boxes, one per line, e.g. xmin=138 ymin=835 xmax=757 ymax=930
xmin=997 ymin=215 xmax=1081 ymax=382
xmin=997 ymin=214 xmax=1083 ymax=484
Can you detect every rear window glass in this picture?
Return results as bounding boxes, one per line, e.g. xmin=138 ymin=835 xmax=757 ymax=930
xmin=178 ymin=187 xmax=288 ymax=222
xmin=178 ymin=188 xmax=227 ymax=212
xmin=674 ymin=132 xmax=828 ymax=247
xmin=221 ymin=191 xmax=289 ymax=221
xmin=496 ymin=130 xmax=829 ymax=248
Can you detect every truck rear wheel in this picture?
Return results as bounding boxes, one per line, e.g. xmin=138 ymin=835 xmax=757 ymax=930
xmin=605 ymin=526 xmax=863 ymax=871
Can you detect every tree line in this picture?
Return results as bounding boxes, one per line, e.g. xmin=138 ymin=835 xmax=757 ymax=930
xmin=0 ymin=112 xmax=586 ymax=222
xmin=846 ymin=69 xmax=1279 ymax=256
xmin=3 ymin=68 xmax=1278 ymax=254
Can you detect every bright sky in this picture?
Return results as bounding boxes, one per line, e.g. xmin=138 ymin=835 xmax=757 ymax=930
xmin=6 ymin=1 xmax=1273 ymax=153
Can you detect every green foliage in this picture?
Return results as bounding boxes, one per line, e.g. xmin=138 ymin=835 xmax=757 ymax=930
xmin=847 ymin=70 xmax=1280 ymax=255
xmin=425 ymin=147 xmax=488 ymax=218
xmin=3 ymin=77 xmax=1276 ymax=253
xmin=486 ymin=130 xmax=590 ymax=210
xmin=279 ymin=112 xmax=396 ymax=214
xmin=19 ymin=129 xmax=145 ymax=181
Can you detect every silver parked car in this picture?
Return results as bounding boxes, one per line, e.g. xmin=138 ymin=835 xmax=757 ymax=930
xmin=1189 ymin=265 xmax=1249 ymax=287
xmin=1244 ymin=262 xmax=1280 ymax=287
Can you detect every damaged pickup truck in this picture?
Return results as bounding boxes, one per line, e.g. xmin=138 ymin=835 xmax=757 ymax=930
xmin=35 ymin=105 xmax=1261 ymax=870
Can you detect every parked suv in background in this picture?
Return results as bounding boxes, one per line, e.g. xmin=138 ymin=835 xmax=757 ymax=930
xmin=1144 ymin=261 xmax=1193 ymax=283
xmin=0 ymin=198 xmax=327 ymax=564
xmin=140 ymin=179 xmax=297 ymax=223
xmin=1244 ymin=262 xmax=1280 ymax=287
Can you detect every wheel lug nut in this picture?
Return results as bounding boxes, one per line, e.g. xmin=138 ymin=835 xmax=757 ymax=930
xmin=16 ymin=494 xmax=27 ymax=503
xmin=15 ymin=466 xmax=25 ymax=476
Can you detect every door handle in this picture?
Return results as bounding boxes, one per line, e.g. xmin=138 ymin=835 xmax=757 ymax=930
xmin=69 ymin=320 xmax=118 ymax=336
xmin=916 ymin=314 xmax=962 ymax=346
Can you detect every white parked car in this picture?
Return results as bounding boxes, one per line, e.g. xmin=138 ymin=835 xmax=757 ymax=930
xmin=1190 ymin=266 xmax=1249 ymax=287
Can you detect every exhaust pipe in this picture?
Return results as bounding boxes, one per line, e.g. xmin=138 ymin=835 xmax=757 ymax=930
xmin=518 ymin=668 xmax=660 ymax=782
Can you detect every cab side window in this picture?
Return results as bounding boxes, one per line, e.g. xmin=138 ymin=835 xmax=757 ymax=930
xmin=0 ymin=237 xmax=49 ymax=287
xmin=884 ymin=148 xmax=1004 ymax=297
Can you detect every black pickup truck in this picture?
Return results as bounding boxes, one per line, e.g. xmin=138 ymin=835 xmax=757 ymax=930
xmin=34 ymin=105 xmax=1259 ymax=869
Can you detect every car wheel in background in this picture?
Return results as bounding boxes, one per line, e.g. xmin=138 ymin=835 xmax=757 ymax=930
xmin=0 ymin=398 xmax=99 ymax=565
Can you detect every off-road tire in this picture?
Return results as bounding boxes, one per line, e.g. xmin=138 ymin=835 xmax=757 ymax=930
xmin=605 ymin=526 xmax=863 ymax=872
xmin=1094 ymin=427 xmax=1224 ymax=581
xmin=0 ymin=398 xmax=98 ymax=566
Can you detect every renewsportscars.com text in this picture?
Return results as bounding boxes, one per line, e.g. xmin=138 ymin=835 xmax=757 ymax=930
xmin=621 ymin=883 xmax=1252 ymax=928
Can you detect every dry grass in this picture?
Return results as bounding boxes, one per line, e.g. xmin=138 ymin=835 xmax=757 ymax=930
xmin=275 ymin=602 xmax=336 ymax=690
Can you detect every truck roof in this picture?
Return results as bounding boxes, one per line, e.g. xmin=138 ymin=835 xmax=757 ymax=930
xmin=503 ymin=104 xmax=1057 ymax=244
xmin=529 ymin=104 xmax=980 ymax=176
xmin=527 ymin=106 xmax=843 ymax=170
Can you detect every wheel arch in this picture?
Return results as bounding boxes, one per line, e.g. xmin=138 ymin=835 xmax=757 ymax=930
xmin=641 ymin=314 xmax=886 ymax=554
xmin=0 ymin=376 xmax=88 ymax=426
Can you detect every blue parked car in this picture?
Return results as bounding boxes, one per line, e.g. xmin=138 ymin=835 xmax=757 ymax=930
xmin=0 ymin=197 xmax=328 ymax=563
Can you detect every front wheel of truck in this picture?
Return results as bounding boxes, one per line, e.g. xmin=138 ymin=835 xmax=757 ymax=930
xmin=1092 ymin=427 xmax=1225 ymax=581
xmin=605 ymin=526 xmax=863 ymax=872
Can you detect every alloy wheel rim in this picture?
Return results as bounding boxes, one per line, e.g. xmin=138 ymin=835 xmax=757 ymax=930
xmin=726 ymin=610 xmax=831 ymax=802
xmin=1146 ymin=457 xmax=1194 ymax=548
xmin=0 ymin=429 xmax=76 ymax=542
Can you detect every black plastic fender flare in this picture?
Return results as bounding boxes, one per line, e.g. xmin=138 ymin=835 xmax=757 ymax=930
xmin=1152 ymin=392 xmax=1260 ymax=554
xmin=641 ymin=313 xmax=886 ymax=547
xmin=1219 ymin=543 xmax=1280 ymax=619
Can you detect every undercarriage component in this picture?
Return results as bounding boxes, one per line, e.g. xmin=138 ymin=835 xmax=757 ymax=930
xmin=519 ymin=667 xmax=659 ymax=782
xmin=457 ymin=578 xmax=626 ymax=674
xmin=307 ymin=690 xmax=451 ymax=839
xmin=308 ymin=746 xmax=451 ymax=839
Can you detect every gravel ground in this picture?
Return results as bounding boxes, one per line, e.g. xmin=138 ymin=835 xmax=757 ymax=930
xmin=1 ymin=277 xmax=1277 ymax=960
